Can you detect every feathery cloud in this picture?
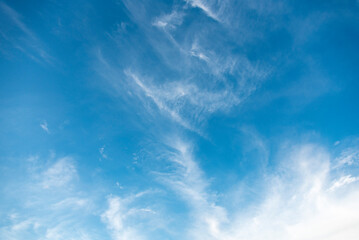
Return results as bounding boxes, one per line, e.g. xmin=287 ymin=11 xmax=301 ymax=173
xmin=40 ymin=121 xmax=49 ymax=133
xmin=0 ymin=2 xmax=53 ymax=64
xmin=41 ymin=157 xmax=77 ymax=189
xmin=153 ymin=139 xmax=359 ymax=239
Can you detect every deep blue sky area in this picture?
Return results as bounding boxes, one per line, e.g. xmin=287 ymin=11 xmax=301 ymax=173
xmin=1 ymin=1 xmax=359 ymax=239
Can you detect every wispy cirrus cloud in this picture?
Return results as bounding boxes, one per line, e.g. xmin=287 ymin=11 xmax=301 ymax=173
xmin=1 ymin=1 xmax=358 ymax=240
xmin=101 ymin=191 xmax=161 ymax=240
xmin=95 ymin=0 xmax=271 ymax=135
xmin=40 ymin=121 xmax=49 ymax=133
xmin=335 ymin=148 xmax=359 ymax=168
xmin=125 ymin=70 xmax=195 ymax=132
xmin=124 ymin=70 xmax=244 ymax=134
xmin=150 ymin=137 xmax=359 ymax=240
xmin=185 ymin=0 xmax=221 ymax=22
xmin=152 ymin=10 xmax=185 ymax=30
xmin=102 ymin=196 xmax=145 ymax=240
xmin=0 ymin=2 xmax=53 ymax=64
xmin=329 ymin=175 xmax=359 ymax=192
xmin=155 ymin=138 xmax=229 ymax=239
xmin=0 ymin=155 xmax=96 ymax=240
xmin=41 ymin=157 xmax=77 ymax=189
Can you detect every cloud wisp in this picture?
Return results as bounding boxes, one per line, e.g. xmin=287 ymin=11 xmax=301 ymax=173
xmin=125 ymin=70 xmax=242 ymax=134
xmin=151 ymin=139 xmax=359 ymax=240
xmin=101 ymin=190 xmax=162 ymax=240
xmin=0 ymin=156 xmax=95 ymax=240
xmin=41 ymin=157 xmax=77 ymax=189
xmin=95 ymin=0 xmax=271 ymax=135
xmin=0 ymin=2 xmax=53 ymax=64
xmin=1 ymin=1 xmax=359 ymax=240
xmin=40 ymin=121 xmax=49 ymax=133
xmin=185 ymin=0 xmax=222 ymax=22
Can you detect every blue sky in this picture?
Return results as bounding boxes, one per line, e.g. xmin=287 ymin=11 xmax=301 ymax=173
xmin=1 ymin=0 xmax=359 ymax=239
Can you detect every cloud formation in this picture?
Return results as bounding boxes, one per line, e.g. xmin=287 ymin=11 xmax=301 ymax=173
xmin=41 ymin=157 xmax=77 ymax=189
xmin=149 ymin=139 xmax=359 ymax=240
xmin=1 ymin=1 xmax=359 ymax=240
xmin=40 ymin=121 xmax=49 ymax=133
xmin=0 ymin=2 xmax=53 ymax=64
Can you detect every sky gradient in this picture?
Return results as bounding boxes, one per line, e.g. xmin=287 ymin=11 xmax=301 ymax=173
xmin=1 ymin=0 xmax=359 ymax=239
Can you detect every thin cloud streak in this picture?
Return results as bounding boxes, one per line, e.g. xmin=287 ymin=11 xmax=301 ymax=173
xmin=0 ymin=2 xmax=53 ymax=64
xmin=155 ymin=139 xmax=359 ymax=239
xmin=102 ymin=196 xmax=145 ymax=240
xmin=101 ymin=190 xmax=160 ymax=240
xmin=0 ymin=156 xmax=97 ymax=240
xmin=41 ymin=157 xmax=77 ymax=189
xmin=124 ymin=70 xmax=245 ymax=135
xmin=185 ymin=0 xmax=222 ymax=22
xmin=40 ymin=121 xmax=49 ymax=133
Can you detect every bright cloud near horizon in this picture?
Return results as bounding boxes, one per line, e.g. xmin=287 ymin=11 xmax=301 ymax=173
xmin=1 ymin=0 xmax=359 ymax=239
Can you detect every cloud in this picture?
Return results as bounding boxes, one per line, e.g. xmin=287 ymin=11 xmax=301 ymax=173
xmin=124 ymin=70 xmax=199 ymax=133
xmin=125 ymin=70 xmax=246 ymax=134
xmin=155 ymin=138 xmax=229 ymax=239
xmin=0 ymin=155 xmax=98 ymax=240
xmin=329 ymin=175 xmax=359 ymax=192
xmin=233 ymin=145 xmax=359 ymax=240
xmin=335 ymin=148 xmax=359 ymax=168
xmin=0 ymin=2 xmax=34 ymax=39
xmin=102 ymin=196 xmax=144 ymax=240
xmin=207 ymin=144 xmax=359 ymax=240
xmin=94 ymin=1 xmax=272 ymax=136
xmin=101 ymin=192 xmax=158 ymax=240
xmin=185 ymin=0 xmax=221 ymax=22
xmin=0 ymin=2 xmax=53 ymax=64
xmin=44 ymin=226 xmax=92 ymax=240
xmin=189 ymin=42 xmax=211 ymax=63
xmin=152 ymin=10 xmax=184 ymax=30
xmin=11 ymin=219 xmax=40 ymax=232
xmin=122 ymin=60 xmax=268 ymax=133
xmin=51 ymin=197 xmax=90 ymax=210
xmin=99 ymin=146 xmax=108 ymax=160
xmin=41 ymin=157 xmax=77 ymax=189
xmin=40 ymin=121 xmax=49 ymax=133
xmin=153 ymin=139 xmax=359 ymax=239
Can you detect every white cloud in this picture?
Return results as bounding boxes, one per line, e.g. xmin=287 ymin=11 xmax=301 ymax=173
xmin=224 ymin=145 xmax=359 ymax=240
xmin=156 ymin=140 xmax=359 ymax=240
xmin=44 ymin=225 xmax=93 ymax=240
xmin=0 ymin=155 xmax=96 ymax=240
xmin=11 ymin=219 xmax=39 ymax=231
xmin=156 ymin=138 xmax=229 ymax=239
xmin=40 ymin=121 xmax=49 ymax=133
xmin=97 ymin=47 xmax=268 ymax=134
xmin=185 ymin=0 xmax=221 ymax=22
xmin=95 ymin=1 xmax=271 ymax=136
xmin=153 ymin=10 xmax=184 ymax=30
xmin=52 ymin=197 xmax=90 ymax=210
xmin=0 ymin=2 xmax=53 ymax=64
xmin=101 ymin=193 xmax=157 ymax=240
xmin=102 ymin=197 xmax=142 ymax=240
xmin=99 ymin=146 xmax=108 ymax=159
xmin=41 ymin=157 xmax=77 ymax=189
xmin=335 ymin=148 xmax=359 ymax=167
xmin=125 ymin=70 xmax=198 ymax=133
xmin=329 ymin=175 xmax=359 ymax=192
xmin=0 ymin=2 xmax=34 ymax=39
xmin=190 ymin=42 xmax=211 ymax=63
xmin=125 ymin=70 xmax=243 ymax=134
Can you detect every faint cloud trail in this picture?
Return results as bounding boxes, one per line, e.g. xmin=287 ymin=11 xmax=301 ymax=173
xmin=0 ymin=2 xmax=54 ymax=64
